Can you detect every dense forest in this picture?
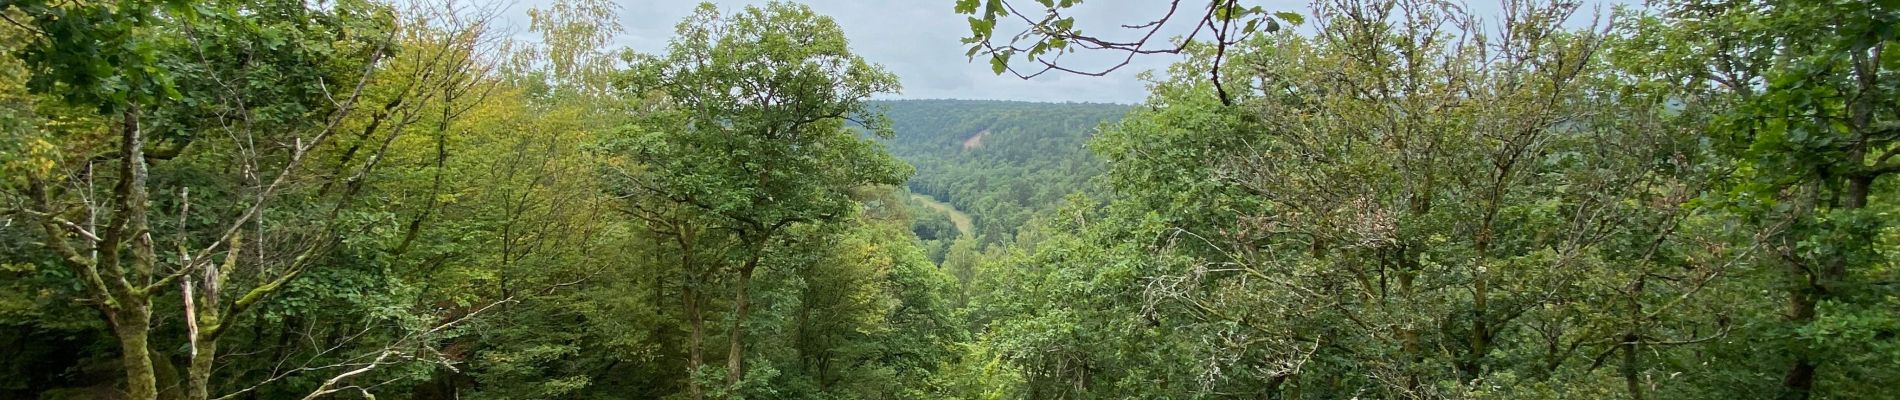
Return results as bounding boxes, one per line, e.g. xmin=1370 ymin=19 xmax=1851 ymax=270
xmin=877 ymin=99 xmax=1125 ymax=244
xmin=1 ymin=0 xmax=1897 ymax=399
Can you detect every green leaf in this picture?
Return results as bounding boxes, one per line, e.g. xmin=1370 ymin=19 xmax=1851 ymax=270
xmin=1274 ymin=11 xmax=1305 ymax=26
xmin=955 ymin=0 xmax=980 ymax=14
xmin=968 ymin=16 xmax=995 ymax=38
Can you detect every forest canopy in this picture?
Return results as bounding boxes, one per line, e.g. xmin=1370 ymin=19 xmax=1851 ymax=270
xmin=0 ymin=0 xmax=1896 ymax=399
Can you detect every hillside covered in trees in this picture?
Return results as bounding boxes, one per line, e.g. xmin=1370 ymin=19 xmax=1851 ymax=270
xmin=877 ymin=100 xmax=1125 ymax=243
xmin=2 ymin=0 xmax=1898 ymax=399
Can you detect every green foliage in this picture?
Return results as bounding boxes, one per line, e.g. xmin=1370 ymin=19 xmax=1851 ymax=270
xmin=3 ymin=0 xmax=1898 ymax=399
xmin=877 ymin=99 xmax=1126 ymax=242
xmin=615 ymin=2 xmax=910 ymax=234
xmin=1640 ymin=0 xmax=1900 ymax=397
xmin=951 ymin=0 xmax=1897 ymax=398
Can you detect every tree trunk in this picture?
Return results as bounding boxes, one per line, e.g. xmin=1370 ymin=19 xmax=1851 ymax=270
xmin=1461 ymin=177 xmax=1505 ymax=383
xmin=725 ymin=254 xmax=760 ymax=386
xmin=795 ymin=288 xmax=812 ymax=378
xmin=1779 ymin=251 xmax=1821 ymax=400
xmin=1782 ymin=176 xmax=1870 ymax=400
xmin=111 ymin=304 xmax=159 ymax=400
xmin=152 ymin=347 xmax=183 ymax=400
xmin=1621 ymin=333 xmax=1644 ymax=400
xmin=186 ymin=233 xmax=236 ymax=400
xmin=1780 ymin=284 xmax=1817 ymax=400
xmin=677 ymin=225 xmax=705 ymax=400
xmin=186 ymin=339 xmax=217 ymax=400
xmin=685 ymin=284 xmax=705 ymax=400
xmin=1781 ymin=45 xmax=1884 ymax=399
xmin=1623 ymin=275 xmax=1648 ymax=400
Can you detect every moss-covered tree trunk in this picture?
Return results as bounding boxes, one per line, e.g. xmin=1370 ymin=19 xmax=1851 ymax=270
xmin=110 ymin=302 xmax=158 ymax=400
xmin=185 ymin=340 xmax=215 ymax=400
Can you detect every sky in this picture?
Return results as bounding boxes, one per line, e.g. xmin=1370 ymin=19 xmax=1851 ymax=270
xmin=493 ymin=0 xmax=1290 ymax=104
xmin=494 ymin=0 xmax=1614 ymax=104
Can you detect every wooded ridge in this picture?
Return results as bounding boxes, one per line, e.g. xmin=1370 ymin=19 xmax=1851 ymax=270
xmin=1 ymin=0 xmax=1896 ymax=399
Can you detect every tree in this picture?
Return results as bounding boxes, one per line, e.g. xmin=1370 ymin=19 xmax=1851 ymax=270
xmin=957 ymin=0 xmax=1758 ymax=398
xmin=1638 ymin=0 xmax=1900 ymax=397
xmin=875 ymin=99 xmax=1127 ymax=245
xmin=0 ymin=1 xmax=514 ymax=397
xmin=5 ymin=1 xmax=394 ymax=397
xmin=609 ymin=1 xmax=911 ymax=393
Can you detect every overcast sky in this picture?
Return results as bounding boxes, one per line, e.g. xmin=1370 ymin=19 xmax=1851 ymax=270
xmin=495 ymin=0 xmax=1611 ymax=104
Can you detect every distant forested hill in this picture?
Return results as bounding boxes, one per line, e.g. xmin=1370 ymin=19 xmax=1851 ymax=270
xmin=873 ymin=99 xmax=1128 ymax=242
